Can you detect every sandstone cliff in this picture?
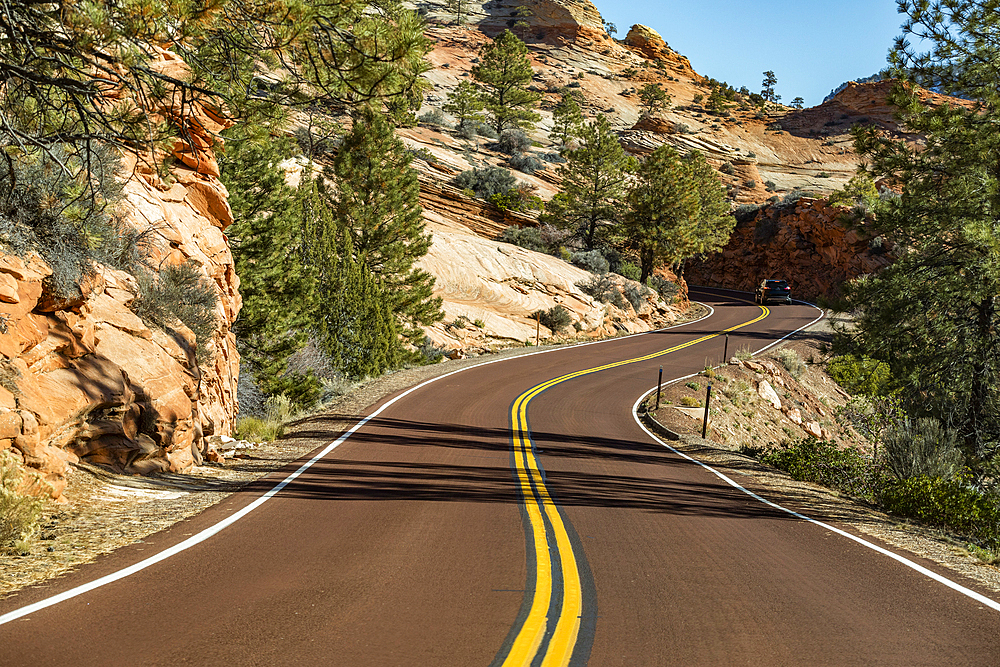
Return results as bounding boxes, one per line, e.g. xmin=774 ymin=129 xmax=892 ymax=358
xmin=0 ymin=50 xmax=240 ymax=501
xmin=684 ymin=198 xmax=894 ymax=302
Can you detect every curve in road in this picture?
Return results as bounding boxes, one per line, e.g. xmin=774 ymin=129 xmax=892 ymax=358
xmin=2 ymin=290 xmax=999 ymax=666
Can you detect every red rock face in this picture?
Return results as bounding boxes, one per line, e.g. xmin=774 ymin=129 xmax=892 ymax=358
xmin=0 ymin=49 xmax=240 ymax=502
xmin=685 ymin=198 xmax=894 ymax=302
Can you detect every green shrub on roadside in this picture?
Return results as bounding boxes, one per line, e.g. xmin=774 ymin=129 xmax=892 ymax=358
xmin=235 ymin=395 xmax=295 ymax=443
xmin=234 ymin=416 xmax=283 ymax=443
xmin=761 ymin=438 xmax=887 ymax=503
xmin=882 ymin=475 xmax=1000 ymax=551
xmin=827 ymin=354 xmax=892 ymax=396
xmin=774 ymin=348 xmax=805 ymax=380
xmin=0 ymin=453 xmax=46 ymax=554
xmin=883 ymin=417 xmax=964 ymax=481
xmin=648 ymin=275 xmax=679 ymax=302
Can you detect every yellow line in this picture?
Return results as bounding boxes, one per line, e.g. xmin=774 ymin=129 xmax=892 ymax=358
xmin=501 ymin=305 xmax=769 ymax=667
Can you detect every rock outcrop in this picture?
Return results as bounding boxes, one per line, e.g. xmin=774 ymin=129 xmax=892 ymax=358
xmin=685 ymin=197 xmax=894 ymax=301
xmin=623 ymin=24 xmax=697 ymax=77
xmin=419 ymin=220 xmax=688 ymax=354
xmin=1 ymin=50 xmax=240 ymax=501
xmin=474 ymin=0 xmax=609 ymax=44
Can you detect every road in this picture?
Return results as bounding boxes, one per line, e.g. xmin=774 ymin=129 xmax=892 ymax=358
xmin=2 ymin=289 xmax=999 ymax=666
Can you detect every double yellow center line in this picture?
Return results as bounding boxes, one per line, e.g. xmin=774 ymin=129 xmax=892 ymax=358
xmin=497 ymin=306 xmax=769 ymax=666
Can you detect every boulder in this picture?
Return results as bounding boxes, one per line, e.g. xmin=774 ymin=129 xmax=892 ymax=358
xmin=757 ymin=380 xmax=782 ymax=410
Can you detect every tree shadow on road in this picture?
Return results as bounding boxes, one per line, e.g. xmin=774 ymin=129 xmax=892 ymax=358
xmin=234 ymin=412 xmax=888 ymax=529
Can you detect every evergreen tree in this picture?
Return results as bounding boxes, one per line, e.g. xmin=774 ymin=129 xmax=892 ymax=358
xmin=638 ymin=83 xmax=670 ymax=117
xmin=705 ymin=86 xmax=728 ymax=113
xmin=325 ymin=108 xmax=443 ymax=346
xmin=471 ymin=30 xmax=541 ymax=136
xmin=844 ymin=0 xmax=1000 ymax=478
xmin=220 ymin=136 xmax=321 ymax=405
xmin=761 ymin=70 xmax=780 ymax=103
xmin=320 ymin=234 xmax=404 ymax=379
xmin=623 ymin=147 xmax=732 ymax=283
xmin=550 ymin=93 xmax=584 ymax=147
xmin=791 ymin=96 xmax=805 ymax=109
xmin=541 ymin=115 xmax=635 ymax=250
xmin=443 ymin=81 xmax=485 ymax=131
xmin=624 ymin=145 xmax=698 ymax=284
xmin=0 ymin=0 xmax=431 ymax=157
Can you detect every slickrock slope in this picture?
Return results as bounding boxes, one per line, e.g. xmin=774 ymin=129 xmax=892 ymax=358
xmin=684 ymin=198 xmax=894 ymax=302
xmin=1 ymin=50 xmax=240 ymax=501
xmin=418 ymin=217 xmax=687 ymax=353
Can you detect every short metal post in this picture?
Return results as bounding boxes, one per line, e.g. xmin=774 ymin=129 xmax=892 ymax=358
xmin=702 ymin=383 xmax=713 ymax=439
xmin=723 ymin=333 xmax=729 ymax=364
xmin=655 ymin=366 xmax=663 ymax=409
xmin=535 ymin=312 xmax=540 ymax=347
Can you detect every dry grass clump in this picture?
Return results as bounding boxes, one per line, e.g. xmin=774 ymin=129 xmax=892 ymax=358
xmin=0 ymin=453 xmax=47 ymax=554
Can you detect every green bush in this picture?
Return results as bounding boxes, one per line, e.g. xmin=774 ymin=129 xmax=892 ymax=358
xmin=453 ymin=166 xmax=517 ymax=199
xmin=569 ymin=250 xmax=609 ymax=274
xmin=531 ymin=305 xmax=572 ymax=334
xmin=234 ymin=416 xmax=283 ymax=443
xmin=761 ymin=438 xmax=887 ymax=503
xmin=623 ymin=283 xmax=653 ymax=310
xmin=0 ymin=453 xmax=46 ymax=554
xmin=882 ymin=476 xmax=1000 ymax=550
xmin=499 ymin=225 xmax=547 ymax=253
xmin=0 ymin=144 xmax=146 ymax=299
xmin=883 ymin=417 xmax=964 ymax=481
xmin=774 ymin=348 xmax=805 ymax=380
xmin=648 ymin=275 xmax=679 ymax=301
xmin=576 ymin=275 xmax=626 ymax=309
xmin=509 ymin=153 xmax=544 ymax=174
xmin=497 ymin=130 xmax=531 ymax=155
xmin=827 ymin=354 xmax=892 ymax=396
xmin=418 ymin=109 xmax=449 ymax=127
xmin=133 ymin=262 xmax=219 ymax=363
xmin=615 ymin=262 xmax=641 ymax=282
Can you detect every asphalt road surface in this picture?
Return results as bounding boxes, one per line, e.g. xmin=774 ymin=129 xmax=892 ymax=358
xmin=2 ymin=289 xmax=999 ymax=666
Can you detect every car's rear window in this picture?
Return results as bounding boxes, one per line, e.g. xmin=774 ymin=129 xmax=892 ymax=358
xmin=765 ymin=280 xmax=788 ymax=288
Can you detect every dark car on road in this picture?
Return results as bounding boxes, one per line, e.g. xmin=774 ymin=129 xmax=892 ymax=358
xmin=755 ymin=279 xmax=792 ymax=305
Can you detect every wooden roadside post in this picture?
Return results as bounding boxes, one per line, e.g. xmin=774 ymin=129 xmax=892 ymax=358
xmin=655 ymin=366 xmax=663 ymax=409
xmin=702 ymin=383 xmax=713 ymax=439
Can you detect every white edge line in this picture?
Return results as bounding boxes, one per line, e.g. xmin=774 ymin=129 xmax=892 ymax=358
xmin=630 ymin=298 xmax=1000 ymax=615
xmin=0 ymin=302 xmax=718 ymax=625
xmin=631 ymin=389 xmax=1000 ymax=614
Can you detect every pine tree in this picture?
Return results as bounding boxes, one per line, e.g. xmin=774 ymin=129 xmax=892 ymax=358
xmin=320 ymin=235 xmax=404 ymax=379
xmin=550 ymin=93 xmax=584 ymax=147
xmin=471 ymin=30 xmax=541 ymax=136
xmin=791 ymin=96 xmax=805 ymax=109
xmin=443 ymin=81 xmax=485 ymax=131
xmin=761 ymin=70 xmax=779 ymax=103
xmin=325 ymin=108 xmax=443 ymax=347
xmin=623 ymin=147 xmax=732 ymax=283
xmin=638 ymin=83 xmax=670 ymax=117
xmin=219 ymin=136 xmax=321 ymax=405
xmin=541 ymin=115 xmax=635 ymax=250
xmin=624 ymin=145 xmax=698 ymax=284
xmin=844 ymin=0 xmax=1000 ymax=478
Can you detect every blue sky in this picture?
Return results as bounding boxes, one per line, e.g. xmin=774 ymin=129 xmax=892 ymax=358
xmin=598 ymin=0 xmax=906 ymax=107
